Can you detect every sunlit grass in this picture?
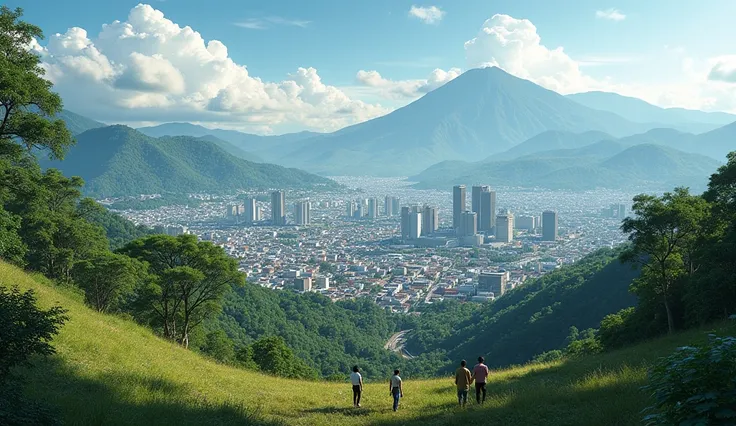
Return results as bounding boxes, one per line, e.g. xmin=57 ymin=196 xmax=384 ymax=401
xmin=2 ymin=261 xmax=733 ymax=426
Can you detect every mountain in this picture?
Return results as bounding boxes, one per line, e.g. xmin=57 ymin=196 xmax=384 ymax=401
xmin=178 ymin=135 xmax=263 ymax=163
xmin=42 ymin=125 xmax=338 ymax=197
xmin=695 ymin=121 xmax=736 ymax=161
xmin=137 ymin=122 xmax=320 ymax=163
xmin=412 ymin=143 xmax=721 ymax=191
xmin=489 ymin=130 xmax=614 ymax=161
xmin=567 ymin=91 xmax=736 ymax=133
xmin=278 ymin=67 xmax=656 ymax=176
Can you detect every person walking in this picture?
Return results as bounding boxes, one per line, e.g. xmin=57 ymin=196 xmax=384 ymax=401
xmin=454 ymin=360 xmax=472 ymax=407
xmin=472 ymin=356 xmax=490 ymax=404
xmin=350 ymin=365 xmax=364 ymax=407
xmin=389 ymin=369 xmax=403 ymax=412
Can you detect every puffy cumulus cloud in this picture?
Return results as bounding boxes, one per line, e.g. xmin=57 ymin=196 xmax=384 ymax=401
xmin=355 ymin=68 xmax=462 ymax=99
xmin=36 ymin=4 xmax=387 ymax=133
xmin=464 ymin=14 xmax=603 ymax=94
xmin=408 ymin=6 xmax=445 ymax=24
xmin=708 ymin=55 xmax=736 ymax=83
xmin=595 ymin=9 xmax=626 ymax=21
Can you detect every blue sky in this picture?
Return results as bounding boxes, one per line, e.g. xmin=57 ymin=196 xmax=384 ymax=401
xmin=9 ymin=0 xmax=736 ymax=133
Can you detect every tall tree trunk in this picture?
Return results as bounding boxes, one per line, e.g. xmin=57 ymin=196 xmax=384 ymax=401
xmin=664 ymin=296 xmax=675 ymax=334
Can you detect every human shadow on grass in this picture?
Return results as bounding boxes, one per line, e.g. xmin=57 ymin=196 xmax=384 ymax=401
xmin=302 ymin=406 xmax=377 ymax=417
xmin=17 ymin=357 xmax=284 ymax=426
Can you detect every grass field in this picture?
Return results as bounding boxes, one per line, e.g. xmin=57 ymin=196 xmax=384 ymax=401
xmin=2 ymin=260 xmax=733 ymax=426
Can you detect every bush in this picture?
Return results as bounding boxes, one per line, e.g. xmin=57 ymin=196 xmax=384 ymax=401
xmin=643 ymin=335 xmax=736 ymax=426
xmin=0 ymin=286 xmax=67 ymax=381
xmin=531 ymin=350 xmax=564 ymax=364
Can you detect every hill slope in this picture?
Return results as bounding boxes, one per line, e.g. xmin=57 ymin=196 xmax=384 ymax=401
xmin=412 ymin=141 xmax=721 ymax=191
xmin=57 ymin=110 xmax=105 ymax=135
xmin=489 ymin=130 xmax=614 ymax=161
xmin=3 ymin=260 xmax=734 ymax=426
xmin=567 ymin=91 xmax=735 ymax=132
xmin=279 ymin=67 xmax=653 ymax=176
xmin=42 ymin=125 xmax=337 ymax=196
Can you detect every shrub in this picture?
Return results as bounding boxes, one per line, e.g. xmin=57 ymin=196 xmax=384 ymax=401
xmin=643 ymin=335 xmax=736 ymax=426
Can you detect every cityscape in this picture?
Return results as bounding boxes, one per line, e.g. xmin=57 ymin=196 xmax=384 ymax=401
xmin=112 ymin=177 xmax=637 ymax=313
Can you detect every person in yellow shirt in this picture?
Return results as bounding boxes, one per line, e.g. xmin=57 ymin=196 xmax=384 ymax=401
xmin=454 ymin=360 xmax=472 ymax=407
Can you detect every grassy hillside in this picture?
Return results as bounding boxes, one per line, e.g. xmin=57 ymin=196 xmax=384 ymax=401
xmin=4 ymin=260 xmax=735 ymax=426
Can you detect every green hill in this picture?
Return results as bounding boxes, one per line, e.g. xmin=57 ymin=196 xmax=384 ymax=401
xmin=42 ymin=125 xmax=338 ymax=197
xmin=57 ymin=109 xmax=105 ymax=135
xmin=3 ymin=260 xmax=734 ymax=426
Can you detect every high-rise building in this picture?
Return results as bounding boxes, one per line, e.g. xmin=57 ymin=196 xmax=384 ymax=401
xmin=346 ymin=201 xmax=355 ymax=218
xmin=617 ymin=204 xmax=627 ymax=219
xmin=496 ymin=213 xmax=514 ymax=243
xmin=294 ymin=277 xmax=312 ymax=292
xmin=409 ymin=211 xmax=422 ymax=240
xmin=226 ymin=205 xmax=237 ymax=219
xmin=542 ymin=210 xmax=558 ymax=242
xmin=478 ymin=272 xmax=509 ymax=297
xmin=295 ymin=200 xmax=311 ymax=225
xmin=453 ymin=185 xmax=466 ymax=232
xmin=271 ymin=191 xmax=286 ymax=225
xmin=460 ymin=211 xmax=477 ymax=237
xmin=368 ymin=198 xmax=379 ymax=219
xmin=244 ymin=198 xmax=257 ymax=224
xmin=515 ymin=215 xmax=536 ymax=230
xmin=400 ymin=206 xmax=411 ymax=240
xmin=471 ymin=186 xmax=496 ymax=232
xmin=421 ymin=206 xmax=439 ymax=236
xmin=314 ymin=275 xmax=330 ymax=290
xmin=384 ymin=196 xmax=400 ymax=217
xmin=355 ymin=203 xmax=365 ymax=218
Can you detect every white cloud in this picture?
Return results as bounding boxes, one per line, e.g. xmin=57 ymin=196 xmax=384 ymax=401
xmin=708 ymin=55 xmax=736 ymax=83
xmin=355 ymin=68 xmax=462 ymax=99
xmin=464 ymin=14 xmax=602 ymax=94
xmin=36 ymin=4 xmax=384 ymax=133
xmin=234 ymin=16 xmax=311 ymax=30
xmin=408 ymin=5 xmax=445 ymax=24
xmin=596 ymin=9 xmax=626 ymax=21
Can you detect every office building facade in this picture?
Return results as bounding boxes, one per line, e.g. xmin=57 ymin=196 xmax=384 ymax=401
xmin=271 ymin=191 xmax=286 ymax=225
xmin=478 ymin=272 xmax=509 ymax=297
xmin=295 ymin=200 xmax=311 ymax=225
xmin=496 ymin=213 xmax=514 ymax=243
xmin=460 ymin=211 xmax=477 ymax=237
xmin=542 ymin=210 xmax=558 ymax=242
xmin=244 ymin=198 xmax=257 ymax=224
xmin=421 ymin=205 xmax=439 ymax=236
xmin=368 ymin=198 xmax=379 ymax=219
xmin=294 ymin=277 xmax=312 ymax=292
xmin=453 ymin=185 xmax=466 ymax=232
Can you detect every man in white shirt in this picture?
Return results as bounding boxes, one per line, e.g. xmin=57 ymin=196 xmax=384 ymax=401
xmin=350 ymin=365 xmax=363 ymax=407
xmin=389 ymin=369 xmax=403 ymax=412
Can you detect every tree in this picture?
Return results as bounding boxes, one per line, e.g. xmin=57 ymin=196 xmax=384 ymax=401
xmin=120 ymin=234 xmax=244 ymax=347
xmin=0 ymin=286 xmax=67 ymax=382
xmin=250 ymin=336 xmax=318 ymax=379
xmin=201 ymin=330 xmax=235 ymax=364
xmin=620 ymin=188 xmax=709 ymax=334
xmin=0 ymin=207 xmax=25 ymax=266
xmin=72 ymin=252 xmax=144 ymax=313
xmin=0 ymin=6 xmax=73 ymax=161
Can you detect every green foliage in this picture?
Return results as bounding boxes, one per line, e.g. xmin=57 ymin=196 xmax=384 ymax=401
xmin=77 ymin=198 xmax=152 ymax=250
xmin=71 ymin=252 xmax=144 ymax=313
xmin=531 ymin=350 xmax=563 ymax=364
xmin=643 ymin=335 xmax=736 ymax=426
xmin=0 ymin=286 xmax=67 ymax=382
xmin=0 ymin=6 xmax=73 ymax=161
xmin=43 ymin=125 xmax=339 ymax=197
xmin=120 ymin=234 xmax=244 ymax=346
xmin=0 ymin=207 xmax=26 ymax=265
xmin=563 ymin=328 xmax=602 ymax=358
xmin=217 ymin=283 xmax=402 ymax=379
xmin=200 ymin=330 xmax=236 ymax=364
xmin=250 ymin=336 xmax=318 ymax=380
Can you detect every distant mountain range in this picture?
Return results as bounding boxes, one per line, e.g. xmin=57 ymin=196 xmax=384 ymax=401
xmin=567 ymin=91 xmax=736 ymax=133
xmin=53 ymin=110 xmax=105 ymax=135
xmin=412 ymin=140 xmax=722 ymax=192
xmin=137 ymin=122 xmax=320 ymax=164
xmin=41 ymin=126 xmax=338 ymax=197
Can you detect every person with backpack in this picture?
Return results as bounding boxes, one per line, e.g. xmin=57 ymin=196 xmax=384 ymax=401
xmin=472 ymin=356 xmax=490 ymax=404
xmin=389 ymin=369 xmax=403 ymax=412
xmin=454 ymin=360 xmax=472 ymax=407
xmin=350 ymin=365 xmax=364 ymax=407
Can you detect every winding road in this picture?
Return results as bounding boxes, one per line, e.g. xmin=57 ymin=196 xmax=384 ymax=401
xmin=385 ymin=330 xmax=414 ymax=359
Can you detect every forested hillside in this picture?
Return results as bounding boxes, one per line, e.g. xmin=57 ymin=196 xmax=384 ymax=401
xmin=213 ymin=283 xmax=403 ymax=380
xmin=404 ymin=248 xmax=639 ymax=373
